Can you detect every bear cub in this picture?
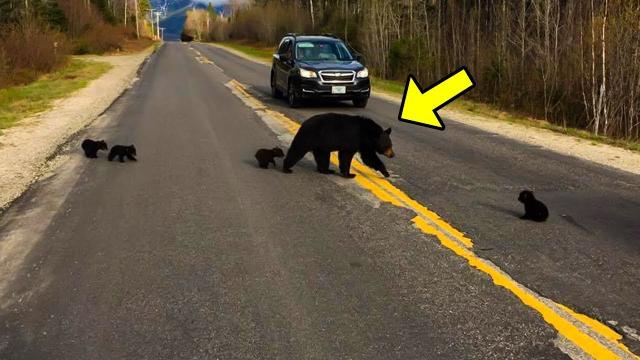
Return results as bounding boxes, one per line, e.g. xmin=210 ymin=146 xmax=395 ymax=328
xmin=255 ymin=147 xmax=285 ymax=169
xmin=283 ymin=113 xmax=394 ymax=178
xmin=108 ymin=145 xmax=137 ymax=163
xmin=81 ymin=139 xmax=108 ymax=158
xmin=518 ymin=190 xmax=549 ymax=222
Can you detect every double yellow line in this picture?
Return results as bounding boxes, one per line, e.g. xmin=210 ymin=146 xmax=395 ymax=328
xmin=226 ymin=79 xmax=638 ymax=360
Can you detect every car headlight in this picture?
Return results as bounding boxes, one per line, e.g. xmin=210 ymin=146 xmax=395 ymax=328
xmin=357 ymin=68 xmax=369 ymax=78
xmin=300 ymin=69 xmax=318 ymax=78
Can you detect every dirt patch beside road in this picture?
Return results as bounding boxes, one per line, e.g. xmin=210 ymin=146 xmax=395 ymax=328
xmin=0 ymin=47 xmax=155 ymax=211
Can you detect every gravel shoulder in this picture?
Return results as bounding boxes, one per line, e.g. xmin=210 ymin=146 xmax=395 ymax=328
xmin=208 ymin=42 xmax=640 ymax=176
xmin=0 ymin=47 xmax=154 ymax=211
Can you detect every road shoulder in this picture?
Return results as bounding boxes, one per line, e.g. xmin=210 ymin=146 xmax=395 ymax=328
xmin=208 ymin=41 xmax=640 ymax=176
xmin=0 ymin=46 xmax=156 ymax=211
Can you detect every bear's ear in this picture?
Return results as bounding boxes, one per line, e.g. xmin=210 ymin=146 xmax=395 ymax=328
xmin=384 ymin=128 xmax=392 ymax=135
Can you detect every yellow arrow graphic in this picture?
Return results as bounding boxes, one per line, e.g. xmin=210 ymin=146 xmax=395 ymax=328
xmin=398 ymin=67 xmax=476 ymax=130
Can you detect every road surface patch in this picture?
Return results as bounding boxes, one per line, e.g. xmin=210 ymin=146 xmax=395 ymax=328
xmin=224 ymin=79 xmax=638 ymax=359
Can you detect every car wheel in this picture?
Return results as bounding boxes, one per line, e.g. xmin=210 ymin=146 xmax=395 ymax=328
xmin=271 ymin=72 xmax=282 ymax=98
xmin=288 ymin=83 xmax=300 ymax=108
xmin=353 ymin=98 xmax=368 ymax=108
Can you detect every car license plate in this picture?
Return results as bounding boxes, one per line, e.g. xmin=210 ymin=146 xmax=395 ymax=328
xmin=332 ymin=86 xmax=346 ymax=94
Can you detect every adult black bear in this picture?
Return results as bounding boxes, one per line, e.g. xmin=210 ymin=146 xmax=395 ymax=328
xmin=282 ymin=113 xmax=394 ymax=178
xmin=108 ymin=145 xmax=137 ymax=163
xmin=81 ymin=139 xmax=108 ymax=158
xmin=518 ymin=190 xmax=549 ymax=222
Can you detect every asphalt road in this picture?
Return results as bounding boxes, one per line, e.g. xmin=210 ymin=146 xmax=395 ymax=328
xmin=0 ymin=42 xmax=638 ymax=359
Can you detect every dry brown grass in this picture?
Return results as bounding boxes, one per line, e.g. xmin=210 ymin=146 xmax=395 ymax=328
xmin=0 ymin=18 xmax=70 ymax=88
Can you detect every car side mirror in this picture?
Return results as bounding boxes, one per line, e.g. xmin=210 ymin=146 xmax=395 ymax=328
xmin=279 ymin=54 xmax=290 ymax=62
xmin=354 ymin=53 xmax=364 ymax=64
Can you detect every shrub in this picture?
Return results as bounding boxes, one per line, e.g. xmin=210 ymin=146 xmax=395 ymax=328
xmin=73 ymin=23 xmax=125 ymax=54
xmin=0 ymin=18 xmax=70 ymax=88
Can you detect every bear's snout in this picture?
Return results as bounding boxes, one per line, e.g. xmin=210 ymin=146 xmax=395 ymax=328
xmin=384 ymin=148 xmax=395 ymax=158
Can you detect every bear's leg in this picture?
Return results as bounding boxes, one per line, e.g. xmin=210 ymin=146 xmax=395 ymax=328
xmin=127 ymin=154 xmax=137 ymax=161
xmin=119 ymin=154 xmax=125 ymax=163
xmin=338 ymin=151 xmax=356 ymax=178
xmin=313 ymin=150 xmax=334 ymax=174
xmin=360 ymin=149 xmax=390 ymax=177
xmin=108 ymin=152 xmax=115 ymax=161
xmin=282 ymin=147 xmax=307 ymax=174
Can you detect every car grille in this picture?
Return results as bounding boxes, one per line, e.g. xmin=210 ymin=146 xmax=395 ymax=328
xmin=318 ymin=70 xmax=356 ymax=84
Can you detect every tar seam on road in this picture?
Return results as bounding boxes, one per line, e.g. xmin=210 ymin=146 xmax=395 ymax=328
xmin=223 ymin=78 xmax=639 ymax=360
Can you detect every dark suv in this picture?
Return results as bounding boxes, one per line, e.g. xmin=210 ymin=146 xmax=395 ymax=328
xmin=270 ymin=34 xmax=370 ymax=108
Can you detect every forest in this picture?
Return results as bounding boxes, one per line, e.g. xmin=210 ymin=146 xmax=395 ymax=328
xmin=185 ymin=0 xmax=640 ymax=142
xmin=0 ymin=0 xmax=154 ymax=87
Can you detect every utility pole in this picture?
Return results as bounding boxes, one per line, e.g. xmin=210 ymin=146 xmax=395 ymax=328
xmin=124 ymin=0 xmax=127 ymax=27
xmin=160 ymin=27 xmax=164 ymax=41
xmin=155 ymin=11 xmax=160 ymax=40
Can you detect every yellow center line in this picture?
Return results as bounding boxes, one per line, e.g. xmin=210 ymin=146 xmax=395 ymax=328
xmin=225 ymin=79 xmax=638 ymax=359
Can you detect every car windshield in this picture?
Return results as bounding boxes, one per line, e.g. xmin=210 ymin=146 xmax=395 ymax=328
xmin=295 ymin=41 xmax=353 ymax=61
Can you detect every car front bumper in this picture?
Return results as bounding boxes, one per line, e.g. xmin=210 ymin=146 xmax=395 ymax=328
xmin=295 ymin=77 xmax=371 ymax=100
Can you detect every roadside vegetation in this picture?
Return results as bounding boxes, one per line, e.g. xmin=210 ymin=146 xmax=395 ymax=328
xmin=184 ymin=0 xmax=640 ymax=147
xmin=0 ymin=0 xmax=156 ymax=90
xmin=0 ymin=0 xmax=156 ymax=131
xmin=0 ymin=58 xmax=111 ymax=131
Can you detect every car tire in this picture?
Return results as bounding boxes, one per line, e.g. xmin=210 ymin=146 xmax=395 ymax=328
xmin=271 ymin=72 xmax=283 ymax=98
xmin=288 ymin=83 xmax=301 ymax=108
xmin=353 ymin=98 xmax=368 ymax=108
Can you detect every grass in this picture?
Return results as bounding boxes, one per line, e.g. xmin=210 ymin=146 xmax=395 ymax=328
xmin=371 ymin=76 xmax=406 ymax=95
xmin=0 ymin=58 xmax=111 ymax=132
xmin=214 ymin=40 xmax=640 ymax=153
xmin=214 ymin=41 xmax=274 ymax=62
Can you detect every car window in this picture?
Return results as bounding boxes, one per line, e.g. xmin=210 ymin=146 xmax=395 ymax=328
xmin=295 ymin=41 xmax=353 ymax=61
xmin=278 ymin=39 xmax=291 ymax=55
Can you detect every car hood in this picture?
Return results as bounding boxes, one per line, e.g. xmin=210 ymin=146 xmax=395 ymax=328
xmin=298 ymin=61 xmax=364 ymax=71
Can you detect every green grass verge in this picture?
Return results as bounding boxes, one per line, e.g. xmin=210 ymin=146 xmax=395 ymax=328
xmin=214 ymin=41 xmax=640 ymax=152
xmin=0 ymin=58 xmax=112 ymax=132
xmin=214 ymin=41 xmax=274 ymax=62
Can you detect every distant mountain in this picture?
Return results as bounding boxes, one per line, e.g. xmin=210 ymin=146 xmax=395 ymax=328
xmin=154 ymin=0 xmax=228 ymax=41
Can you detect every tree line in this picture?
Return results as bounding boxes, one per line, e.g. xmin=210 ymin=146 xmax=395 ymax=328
xmin=185 ymin=0 xmax=640 ymax=143
xmin=0 ymin=0 xmax=154 ymax=88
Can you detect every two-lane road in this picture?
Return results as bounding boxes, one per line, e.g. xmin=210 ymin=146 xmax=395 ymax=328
xmin=0 ymin=42 xmax=638 ymax=359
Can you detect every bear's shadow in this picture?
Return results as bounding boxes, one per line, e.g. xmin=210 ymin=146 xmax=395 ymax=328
xmin=243 ymin=158 xmax=319 ymax=172
xmin=478 ymin=202 xmax=522 ymax=219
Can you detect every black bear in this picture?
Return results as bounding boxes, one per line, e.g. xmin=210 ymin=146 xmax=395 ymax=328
xmin=255 ymin=147 xmax=285 ymax=169
xmin=108 ymin=145 xmax=137 ymax=163
xmin=180 ymin=32 xmax=194 ymax=42
xmin=81 ymin=139 xmax=108 ymax=158
xmin=518 ymin=190 xmax=549 ymax=222
xmin=282 ymin=113 xmax=394 ymax=178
